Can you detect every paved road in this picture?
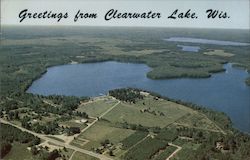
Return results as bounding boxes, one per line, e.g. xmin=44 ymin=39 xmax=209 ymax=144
xmin=0 ymin=119 xmax=113 ymax=160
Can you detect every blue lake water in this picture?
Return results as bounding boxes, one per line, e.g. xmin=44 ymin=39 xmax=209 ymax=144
xmin=27 ymin=61 xmax=250 ymax=133
xmin=164 ymin=37 xmax=250 ymax=46
xmin=177 ymin=45 xmax=200 ymax=52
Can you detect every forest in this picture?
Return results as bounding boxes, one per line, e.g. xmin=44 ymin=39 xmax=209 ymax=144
xmin=109 ymin=88 xmax=144 ymax=103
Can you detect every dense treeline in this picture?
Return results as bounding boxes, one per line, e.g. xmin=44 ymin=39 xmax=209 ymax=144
xmin=0 ymin=93 xmax=88 ymax=116
xmin=44 ymin=95 xmax=88 ymax=109
xmin=175 ymin=127 xmax=250 ymax=160
xmin=109 ymin=88 xmax=144 ymax=103
xmin=0 ymin=123 xmax=40 ymax=145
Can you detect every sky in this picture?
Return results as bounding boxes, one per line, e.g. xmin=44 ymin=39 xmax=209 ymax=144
xmin=1 ymin=0 xmax=250 ymax=29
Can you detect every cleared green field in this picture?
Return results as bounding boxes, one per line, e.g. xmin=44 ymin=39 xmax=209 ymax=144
xmin=102 ymin=96 xmax=193 ymax=128
xmin=73 ymin=121 xmax=135 ymax=150
xmin=72 ymin=151 xmax=99 ymax=160
xmin=59 ymin=119 xmax=88 ymax=130
xmin=174 ymin=112 xmax=221 ymax=132
xmin=124 ymin=137 xmax=168 ymax=160
xmin=120 ymin=131 xmax=148 ymax=149
xmin=77 ymin=98 xmax=118 ymax=117
xmin=4 ymin=142 xmax=35 ymax=160
xmin=171 ymin=142 xmax=201 ymax=160
xmin=46 ymin=136 xmax=65 ymax=143
xmin=203 ymin=49 xmax=234 ymax=57
xmin=153 ymin=145 xmax=176 ymax=160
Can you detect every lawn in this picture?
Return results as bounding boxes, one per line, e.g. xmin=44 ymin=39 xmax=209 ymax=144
xmin=77 ymin=98 xmax=118 ymax=117
xmin=102 ymin=96 xmax=193 ymax=128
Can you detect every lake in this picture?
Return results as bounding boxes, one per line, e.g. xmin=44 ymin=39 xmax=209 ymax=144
xmin=164 ymin=37 xmax=250 ymax=46
xmin=177 ymin=45 xmax=200 ymax=52
xmin=27 ymin=61 xmax=250 ymax=133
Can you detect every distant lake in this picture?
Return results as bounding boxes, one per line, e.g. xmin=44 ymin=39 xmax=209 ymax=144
xmin=177 ymin=45 xmax=200 ymax=52
xmin=164 ymin=37 xmax=250 ymax=46
xmin=27 ymin=61 xmax=250 ymax=133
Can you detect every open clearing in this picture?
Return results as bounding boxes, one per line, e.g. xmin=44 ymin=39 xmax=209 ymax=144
xmin=72 ymin=121 xmax=135 ymax=150
xmin=102 ymin=96 xmax=194 ymax=128
xmin=171 ymin=140 xmax=201 ymax=160
xmin=203 ymin=49 xmax=234 ymax=57
xmin=77 ymin=98 xmax=118 ymax=117
xmin=59 ymin=118 xmax=88 ymax=130
xmin=173 ymin=112 xmax=222 ymax=133
xmin=3 ymin=142 xmax=35 ymax=160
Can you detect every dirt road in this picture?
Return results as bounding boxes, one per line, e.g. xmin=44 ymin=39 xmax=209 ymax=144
xmin=166 ymin=143 xmax=182 ymax=160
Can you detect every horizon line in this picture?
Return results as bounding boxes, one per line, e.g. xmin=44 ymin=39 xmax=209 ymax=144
xmin=1 ymin=24 xmax=249 ymax=30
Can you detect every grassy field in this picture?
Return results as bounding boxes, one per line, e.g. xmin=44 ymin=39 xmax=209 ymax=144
xmin=60 ymin=148 xmax=75 ymax=160
xmin=72 ymin=151 xmax=99 ymax=160
xmin=102 ymin=96 xmax=193 ymax=128
xmin=171 ymin=142 xmax=201 ymax=160
xmin=77 ymin=98 xmax=118 ymax=117
xmin=174 ymin=112 xmax=222 ymax=132
xmin=46 ymin=136 xmax=65 ymax=143
xmin=72 ymin=121 xmax=135 ymax=150
xmin=153 ymin=145 xmax=177 ymax=160
xmin=203 ymin=49 xmax=235 ymax=57
xmin=59 ymin=119 xmax=88 ymax=130
xmin=123 ymin=136 xmax=169 ymax=160
xmin=3 ymin=142 xmax=35 ymax=160
xmin=120 ymin=131 xmax=148 ymax=149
